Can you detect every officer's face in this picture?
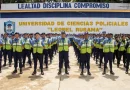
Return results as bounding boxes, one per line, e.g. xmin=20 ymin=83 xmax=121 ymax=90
xmin=35 ymin=34 xmax=40 ymax=40
xmin=61 ymin=34 xmax=66 ymax=38
xmin=15 ymin=34 xmax=19 ymax=39
xmin=122 ymin=36 xmax=125 ymax=40
xmin=25 ymin=34 xmax=28 ymax=38
xmin=41 ymin=34 xmax=45 ymax=38
xmin=4 ymin=34 xmax=7 ymax=38
xmin=84 ymin=34 xmax=88 ymax=39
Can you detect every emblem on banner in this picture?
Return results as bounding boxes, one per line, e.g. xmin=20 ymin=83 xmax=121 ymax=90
xmin=4 ymin=21 xmax=15 ymax=34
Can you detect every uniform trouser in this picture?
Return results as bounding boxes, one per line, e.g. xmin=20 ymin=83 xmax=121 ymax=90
xmin=43 ymin=49 xmax=48 ymax=67
xmin=0 ymin=51 xmax=2 ymax=72
xmin=99 ymin=49 xmax=104 ymax=66
xmin=3 ymin=49 xmax=12 ymax=65
xmin=118 ymin=51 xmax=126 ymax=65
xmin=93 ymin=47 xmax=96 ymax=60
xmin=33 ymin=53 xmax=43 ymax=72
xmin=13 ymin=52 xmax=22 ymax=70
xmin=23 ymin=49 xmax=32 ymax=66
xmin=52 ymin=45 xmax=54 ymax=57
xmin=31 ymin=48 xmax=34 ymax=60
xmin=77 ymin=49 xmax=81 ymax=65
xmin=86 ymin=53 xmax=90 ymax=70
xmin=96 ymin=48 xmax=99 ymax=62
xmin=48 ymin=49 xmax=52 ymax=62
xmin=126 ymin=53 xmax=130 ymax=71
xmin=11 ymin=49 xmax=13 ymax=60
xmin=54 ymin=44 xmax=57 ymax=54
xmin=80 ymin=54 xmax=86 ymax=71
xmin=113 ymin=50 xmax=118 ymax=63
xmin=104 ymin=52 xmax=113 ymax=72
xmin=59 ymin=51 xmax=69 ymax=70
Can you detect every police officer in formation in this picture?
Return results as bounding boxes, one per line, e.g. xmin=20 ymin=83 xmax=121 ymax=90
xmin=23 ymin=33 xmax=32 ymax=68
xmin=3 ymin=33 xmax=12 ymax=67
xmin=125 ymin=35 xmax=130 ymax=74
xmin=12 ymin=32 xmax=24 ymax=74
xmin=79 ymin=32 xmax=93 ymax=75
xmin=58 ymin=31 xmax=71 ymax=75
xmin=41 ymin=33 xmax=50 ymax=68
xmin=1 ymin=31 xmax=130 ymax=76
xmin=102 ymin=33 xmax=115 ymax=75
xmin=31 ymin=32 xmax=44 ymax=75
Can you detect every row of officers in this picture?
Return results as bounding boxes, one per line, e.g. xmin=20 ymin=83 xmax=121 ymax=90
xmin=0 ymin=31 xmax=70 ymax=75
xmin=0 ymin=31 xmax=130 ymax=76
xmin=73 ymin=32 xmax=130 ymax=75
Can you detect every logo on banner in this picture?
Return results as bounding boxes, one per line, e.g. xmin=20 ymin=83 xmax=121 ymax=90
xmin=4 ymin=21 xmax=15 ymax=34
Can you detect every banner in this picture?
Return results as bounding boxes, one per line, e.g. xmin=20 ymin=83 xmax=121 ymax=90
xmin=1 ymin=2 xmax=130 ymax=10
xmin=0 ymin=18 xmax=129 ymax=34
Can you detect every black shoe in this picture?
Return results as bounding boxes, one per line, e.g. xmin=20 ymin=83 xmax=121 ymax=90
xmin=88 ymin=72 xmax=91 ymax=75
xmin=65 ymin=71 xmax=69 ymax=75
xmin=22 ymin=64 xmax=25 ymax=68
xmin=9 ymin=64 xmax=11 ymax=67
xmin=20 ymin=71 xmax=23 ymax=74
xmin=98 ymin=65 xmax=101 ymax=68
xmin=29 ymin=65 xmax=32 ymax=68
xmin=110 ymin=71 xmax=115 ymax=75
xmin=32 ymin=71 xmax=36 ymax=75
xmin=0 ymin=70 xmax=1 ymax=73
xmin=12 ymin=70 xmax=17 ymax=74
xmin=126 ymin=71 xmax=128 ymax=74
xmin=58 ymin=71 xmax=61 ymax=75
xmin=3 ymin=64 xmax=6 ymax=67
xmin=41 ymin=72 xmax=44 ymax=75
xmin=102 ymin=71 xmax=106 ymax=75
xmin=80 ymin=72 xmax=83 ymax=75
xmin=117 ymin=64 xmax=119 ymax=68
xmin=46 ymin=66 xmax=48 ymax=69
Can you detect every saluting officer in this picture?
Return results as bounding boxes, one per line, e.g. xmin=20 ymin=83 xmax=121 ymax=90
xmin=79 ymin=32 xmax=93 ymax=75
xmin=12 ymin=32 xmax=24 ymax=74
xmin=23 ymin=33 xmax=32 ymax=68
xmin=41 ymin=33 xmax=50 ymax=68
xmin=31 ymin=32 xmax=44 ymax=75
xmin=125 ymin=35 xmax=130 ymax=74
xmin=58 ymin=31 xmax=71 ymax=75
xmin=102 ymin=33 xmax=115 ymax=75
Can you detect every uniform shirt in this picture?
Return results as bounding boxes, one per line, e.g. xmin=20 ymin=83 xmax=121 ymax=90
xmin=0 ymin=40 xmax=2 ymax=44
xmin=79 ymin=39 xmax=93 ymax=47
xmin=57 ymin=38 xmax=71 ymax=45
xmin=3 ymin=37 xmax=12 ymax=45
xmin=24 ymin=38 xmax=32 ymax=44
xmin=126 ymin=39 xmax=130 ymax=49
xmin=102 ymin=38 xmax=116 ymax=45
xmin=31 ymin=38 xmax=44 ymax=46
xmin=42 ymin=37 xmax=51 ymax=45
xmin=13 ymin=38 xmax=24 ymax=45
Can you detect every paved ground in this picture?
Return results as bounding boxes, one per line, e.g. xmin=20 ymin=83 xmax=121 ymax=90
xmin=0 ymin=47 xmax=130 ymax=90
